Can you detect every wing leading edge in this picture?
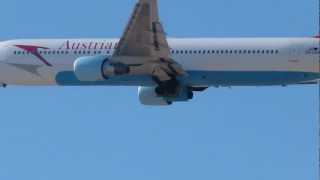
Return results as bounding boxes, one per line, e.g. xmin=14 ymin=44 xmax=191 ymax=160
xmin=114 ymin=0 xmax=169 ymax=57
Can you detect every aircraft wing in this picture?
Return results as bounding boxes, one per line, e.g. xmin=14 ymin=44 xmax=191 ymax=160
xmin=112 ymin=0 xmax=186 ymax=82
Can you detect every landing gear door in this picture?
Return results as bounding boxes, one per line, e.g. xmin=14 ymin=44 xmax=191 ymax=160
xmin=288 ymin=45 xmax=305 ymax=71
xmin=304 ymin=45 xmax=320 ymax=73
xmin=289 ymin=46 xmax=302 ymax=62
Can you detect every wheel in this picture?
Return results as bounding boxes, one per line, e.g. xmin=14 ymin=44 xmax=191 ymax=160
xmin=166 ymin=101 xmax=173 ymax=105
xmin=188 ymin=91 xmax=194 ymax=99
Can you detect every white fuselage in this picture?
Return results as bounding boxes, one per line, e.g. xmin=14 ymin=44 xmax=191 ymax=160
xmin=0 ymin=37 xmax=318 ymax=86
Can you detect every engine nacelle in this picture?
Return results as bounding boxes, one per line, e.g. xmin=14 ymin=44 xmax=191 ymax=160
xmin=74 ymin=56 xmax=129 ymax=82
xmin=138 ymin=87 xmax=172 ymax=106
xmin=138 ymin=86 xmax=194 ymax=106
xmin=74 ymin=56 xmax=108 ymax=81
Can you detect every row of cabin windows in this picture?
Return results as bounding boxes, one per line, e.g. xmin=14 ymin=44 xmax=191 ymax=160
xmin=13 ymin=50 xmax=112 ymax=55
xmin=13 ymin=49 xmax=280 ymax=56
xmin=171 ymin=49 xmax=280 ymax=55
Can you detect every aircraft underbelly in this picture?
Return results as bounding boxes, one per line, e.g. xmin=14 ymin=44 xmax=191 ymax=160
xmin=52 ymin=70 xmax=319 ymax=86
xmin=55 ymin=54 xmax=320 ymax=86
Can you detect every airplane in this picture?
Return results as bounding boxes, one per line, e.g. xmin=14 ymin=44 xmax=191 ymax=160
xmin=0 ymin=0 xmax=319 ymax=106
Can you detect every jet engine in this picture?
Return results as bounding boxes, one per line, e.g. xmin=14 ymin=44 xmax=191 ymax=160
xmin=74 ymin=56 xmax=129 ymax=81
xmin=138 ymin=86 xmax=194 ymax=106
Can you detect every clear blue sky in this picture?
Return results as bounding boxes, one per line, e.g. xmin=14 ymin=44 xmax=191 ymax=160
xmin=0 ymin=0 xmax=318 ymax=179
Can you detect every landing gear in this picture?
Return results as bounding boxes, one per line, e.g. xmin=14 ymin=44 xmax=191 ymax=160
xmin=2 ymin=84 xmax=7 ymax=88
xmin=153 ymin=77 xmax=194 ymax=103
xmin=154 ymin=78 xmax=180 ymax=97
xmin=188 ymin=91 xmax=194 ymax=99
